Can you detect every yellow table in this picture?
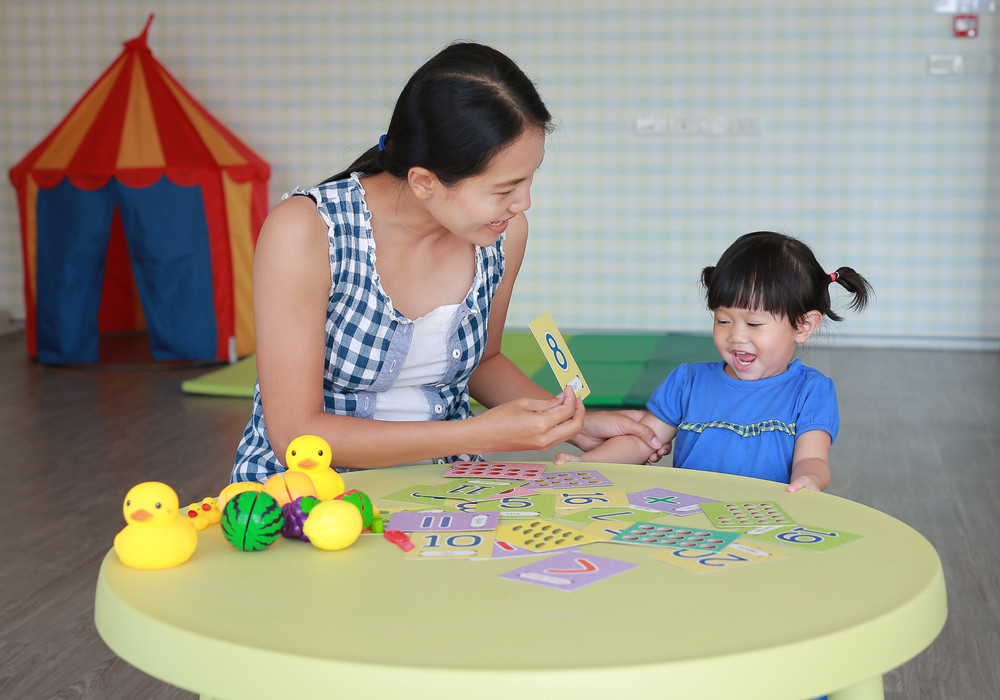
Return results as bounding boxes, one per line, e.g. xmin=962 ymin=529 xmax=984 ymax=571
xmin=94 ymin=463 xmax=946 ymax=700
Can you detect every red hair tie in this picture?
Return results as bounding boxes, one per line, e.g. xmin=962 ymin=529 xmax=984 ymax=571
xmin=830 ymin=271 xmax=840 ymax=282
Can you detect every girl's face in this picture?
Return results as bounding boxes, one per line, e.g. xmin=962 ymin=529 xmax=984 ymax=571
xmin=425 ymin=127 xmax=545 ymax=246
xmin=712 ymin=306 xmax=815 ymax=381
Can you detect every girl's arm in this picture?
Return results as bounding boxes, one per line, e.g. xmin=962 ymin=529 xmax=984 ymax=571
xmin=787 ymin=430 xmax=832 ymax=492
xmin=555 ymin=412 xmax=677 ymax=465
xmin=254 ymin=202 xmax=585 ymax=469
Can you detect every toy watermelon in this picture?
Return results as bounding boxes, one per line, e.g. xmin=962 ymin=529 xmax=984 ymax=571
xmin=221 ymin=490 xmax=283 ymax=551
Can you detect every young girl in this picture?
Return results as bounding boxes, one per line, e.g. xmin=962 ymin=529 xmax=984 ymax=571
xmin=557 ymin=231 xmax=873 ymax=493
xmin=232 ymin=42 xmax=662 ymax=482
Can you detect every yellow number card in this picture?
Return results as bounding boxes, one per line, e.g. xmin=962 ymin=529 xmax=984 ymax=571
xmin=528 ymin=312 xmax=590 ymax=399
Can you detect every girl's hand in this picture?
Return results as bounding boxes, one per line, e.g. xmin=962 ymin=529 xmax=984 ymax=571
xmin=573 ymin=410 xmax=669 ymax=463
xmin=553 ymin=451 xmax=583 ymax=465
xmin=473 ymin=390 xmax=586 ymax=453
xmin=787 ymin=474 xmax=823 ymax=493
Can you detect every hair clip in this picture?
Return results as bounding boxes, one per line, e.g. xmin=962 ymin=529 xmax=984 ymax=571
xmin=378 ymin=134 xmax=388 ymax=152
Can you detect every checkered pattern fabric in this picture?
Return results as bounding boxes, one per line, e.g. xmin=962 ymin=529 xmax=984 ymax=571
xmin=233 ymin=175 xmax=503 ymax=481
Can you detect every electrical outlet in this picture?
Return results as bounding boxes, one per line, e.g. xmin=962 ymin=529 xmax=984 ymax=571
xmin=635 ymin=117 xmax=668 ymax=134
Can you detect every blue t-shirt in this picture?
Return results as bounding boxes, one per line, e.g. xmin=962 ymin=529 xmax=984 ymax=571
xmin=646 ymin=360 xmax=839 ymax=483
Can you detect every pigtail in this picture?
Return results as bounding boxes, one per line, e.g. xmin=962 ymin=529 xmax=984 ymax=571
xmin=322 ymin=144 xmax=386 ymax=184
xmin=828 ymin=266 xmax=874 ymax=314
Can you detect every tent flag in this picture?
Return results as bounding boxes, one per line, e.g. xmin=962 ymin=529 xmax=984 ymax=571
xmin=9 ymin=14 xmax=269 ymax=363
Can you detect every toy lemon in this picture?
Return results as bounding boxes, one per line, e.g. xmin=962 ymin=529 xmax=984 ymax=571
xmin=114 ymin=482 xmax=197 ymax=570
xmin=301 ymin=499 xmax=363 ymax=551
xmin=285 ymin=435 xmax=345 ymax=500
xmin=218 ymin=481 xmax=263 ymax=510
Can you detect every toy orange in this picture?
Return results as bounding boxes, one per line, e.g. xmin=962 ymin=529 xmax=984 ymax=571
xmin=263 ymin=470 xmax=317 ymax=506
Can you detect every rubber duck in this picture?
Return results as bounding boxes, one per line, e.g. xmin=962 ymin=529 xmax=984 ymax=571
xmin=183 ymin=497 xmax=221 ymax=531
xmin=285 ymin=435 xmax=345 ymax=500
xmin=114 ymin=482 xmax=198 ymax=569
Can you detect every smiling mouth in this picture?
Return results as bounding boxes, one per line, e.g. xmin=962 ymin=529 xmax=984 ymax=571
xmin=734 ymin=351 xmax=756 ymax=367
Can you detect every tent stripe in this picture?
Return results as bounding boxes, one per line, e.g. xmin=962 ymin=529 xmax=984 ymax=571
xmin=118 ymin=54 xmax=166 ymax=169
xmin=33 ymin=56 xmax=128 ymax=173
xmin=162 ymin=69 xmax=247 ymax=167
xmin=224 ymin=173 xmax=255 ymax=358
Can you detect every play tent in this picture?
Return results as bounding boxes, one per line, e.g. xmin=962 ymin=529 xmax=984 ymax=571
xmin=9 ymin=15 xmax=269 ymax=364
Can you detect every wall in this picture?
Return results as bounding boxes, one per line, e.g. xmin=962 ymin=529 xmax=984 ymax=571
xmin=2 ymin=1 xmax=997 ymax=348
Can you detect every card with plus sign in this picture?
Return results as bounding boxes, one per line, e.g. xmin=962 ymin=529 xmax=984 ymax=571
xmin=627 ymin=488 xmax=717 ymax=516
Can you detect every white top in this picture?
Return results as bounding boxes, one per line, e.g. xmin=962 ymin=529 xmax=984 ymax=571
xmin=372 ymin=304 xmax=460 ymax=422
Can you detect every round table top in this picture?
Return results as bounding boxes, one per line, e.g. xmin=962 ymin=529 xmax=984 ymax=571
xmin=95 ymin=462 xmax=946 ymax=700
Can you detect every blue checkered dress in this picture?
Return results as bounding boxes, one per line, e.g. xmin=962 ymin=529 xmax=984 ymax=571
xmin=232 ymin=174 xmax=504 ymax=482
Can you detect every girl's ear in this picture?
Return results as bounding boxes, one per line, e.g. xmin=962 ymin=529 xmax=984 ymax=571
xmin=794 ymin=310 xmax=823 ymax=344
xmin=407 ymin=167 xmax=439 ymax=200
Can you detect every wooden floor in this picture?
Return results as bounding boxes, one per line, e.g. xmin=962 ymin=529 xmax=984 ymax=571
xmin=1 ymin=330 xmax=997 ymax=699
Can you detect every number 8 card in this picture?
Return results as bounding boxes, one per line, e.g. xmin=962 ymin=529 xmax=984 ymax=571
xmin=529 ymin=312 xmax=590 ymax=399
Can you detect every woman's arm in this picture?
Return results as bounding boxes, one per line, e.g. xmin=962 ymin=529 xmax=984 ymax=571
xmin=787 ymin=430 xmax=832 ymax=492
xmin=254 ymin=202 xmax=585 ymax=469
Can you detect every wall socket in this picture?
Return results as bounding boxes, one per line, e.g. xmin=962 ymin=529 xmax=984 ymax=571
xmin=634 ymin=115 xmax=760 ymax=136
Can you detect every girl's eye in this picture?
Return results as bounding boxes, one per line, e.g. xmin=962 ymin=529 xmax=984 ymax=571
xmin=748 ymin=323 xmax=762 ymax=328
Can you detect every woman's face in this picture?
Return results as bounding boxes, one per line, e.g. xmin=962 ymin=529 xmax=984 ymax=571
xmin=427 ymin=127 xmax=545 ymax=246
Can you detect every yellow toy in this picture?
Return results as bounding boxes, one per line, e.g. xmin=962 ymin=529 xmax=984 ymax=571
xmin=218 ymin=481 xmax=262 ymax=510
xmin=285 ymin=435 xmax=345 ymax=500
xmin=183 ymin=497 xmax=221 ymax=531
xmin=114 ymin=482 xmax=198 ymax=570
xmin=301 ymin=499 xmax=363 ymax=551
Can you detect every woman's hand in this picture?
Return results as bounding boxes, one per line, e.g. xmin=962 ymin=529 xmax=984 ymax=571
xmin=573 ymin=410 xmax=670 ymax=463
xmin=471 ymin=389 xmax=586 ymax=453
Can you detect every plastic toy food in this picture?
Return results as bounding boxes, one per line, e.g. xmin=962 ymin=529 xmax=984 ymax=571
xmin=285 ymin=434 xmax=345 ymax=500
xmin=114 ymin=482 xmax=197 ymax=569
xmin=281 ymin=496 xmax=322 ymax=541
xmin=218 ymin=481 xmax=263 ymax=510
xmin=221 ymin=491 xmax=284 ymax=551
xmin=336 ymin=489 xmax=375 ymax=528
xmin=301 ymin=499 xmax=363 ymax=551
xmin=263 ymin=470 xmax=317 ymax=506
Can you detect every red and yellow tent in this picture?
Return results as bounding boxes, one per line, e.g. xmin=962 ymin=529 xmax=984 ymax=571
xmin=9 ymin=15 xmax=268 ymax=364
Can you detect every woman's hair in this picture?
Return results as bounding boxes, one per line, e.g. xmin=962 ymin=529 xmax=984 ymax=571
xmin=324 ymin=42 xmax=553 ymax=186
xmin=701 ymin=231 xmax=874 ymax=324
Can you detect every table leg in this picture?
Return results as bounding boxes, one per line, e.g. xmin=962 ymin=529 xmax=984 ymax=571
xmin=828 ymin=675 xmax=885 ymax=700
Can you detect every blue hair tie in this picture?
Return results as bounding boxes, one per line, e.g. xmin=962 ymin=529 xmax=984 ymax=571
xmin=378 ymin=134 xmax=388 ymax=152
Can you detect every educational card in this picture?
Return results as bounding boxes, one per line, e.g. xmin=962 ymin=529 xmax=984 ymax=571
xmin=496 ymin=519 xmax=605 ymax=553
xmin=529 ymin=312 xmax=590 ymax=399
xmin=650 ymin=541 xmax=789 ymax=574
xmin=701 ymin=502 xmax=797 ymax=529
xmin=443 ymin=461 xmax=546 ymax=481
xmin=378 ymin=485 xmax=470 ymax=508
xmin=557 ymin=507 xmax=673 ymax=528
xmin=386 ymin=511 xmax=500 ymax=533
xmin=611 ymin=522 xmax=742 ymax=551
xmin=553 ymin=490 xmax=630 ymax=510
xmin=627 ymin=488 xmax=717 ymax=516
xmin=402 ymin=531 xmax=496 ymax=560
xmin=413 ymin=480 xmax=519 ymax=502
xmin=741 ymin=524 xmax=863 ymax=552
xmin=486 ymin=539 xmax=583 ymax=560
xmin=500 ymin=551 xmax=638 ymax=592
xmin=458 ymin=493 xmax=558 ymax=520
xmin=532 ymin=470 xmax=613 ymax=489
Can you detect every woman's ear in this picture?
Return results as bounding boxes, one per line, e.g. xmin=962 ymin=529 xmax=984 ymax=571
xmin=794 ymin=310 xmax=823 ymax=344
xmin=407 ymin=167 xmax=438 ymax=200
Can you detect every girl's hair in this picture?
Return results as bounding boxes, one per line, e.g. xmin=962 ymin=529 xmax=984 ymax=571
xmin=324 ymin=42 xmax=553 ymax=186
xmin=701 ymin=231 xmax=874 ymax=324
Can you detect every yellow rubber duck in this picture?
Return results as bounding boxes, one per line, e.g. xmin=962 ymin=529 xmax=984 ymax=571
xmin=114 ymin=482 xmax=198 ymax=570
xmin=285 ymin=435 xmax=345 ymax=500
xmin=183 ymin=497 xmax=221 ymax=531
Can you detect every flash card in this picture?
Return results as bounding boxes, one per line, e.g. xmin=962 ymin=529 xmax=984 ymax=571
xmin=532 ymin=470 xmax=613 ymax=489
xmin=553 ymin=490 xmax=630 ymax=510
xmin=497 ymin=519 xmax=604 ymax=552
xmin=628 ymin=488 xmax=717 ymax=516
xmin=386 ymin=511 xmax=500 ymax=533
xmin=459 ymin=493 xmax=557 ymax=519
xmin=443 ymin=462 xmax=546 ymax=481
xmin=529 ymin=312 xmax=590 ymax=399
xmin=403 ymin=531 xmax=496 ymax=560
xmin=650 ymin=540 xmax=789 ymax=574
xmin=557 ymin=507 xmax=672 ymax=528
xmin=741 ymin=524 xmax=863 ymax=552
xmin=611 ymin=522 xmax=742 ymax=551
xmin=500 ymin=551 xmax=638 ymax=591
xmin=701 ymin=502 xmax=797 ymax=529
